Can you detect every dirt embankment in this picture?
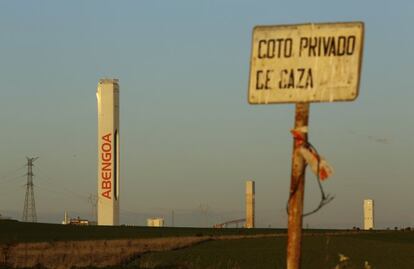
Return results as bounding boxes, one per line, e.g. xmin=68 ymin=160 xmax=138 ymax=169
xmin=0 ymin=236 xmax=210 ymax=269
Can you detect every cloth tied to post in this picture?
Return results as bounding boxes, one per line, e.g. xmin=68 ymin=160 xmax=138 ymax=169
xmin=291 ymin=127 xmax=333 ymax=180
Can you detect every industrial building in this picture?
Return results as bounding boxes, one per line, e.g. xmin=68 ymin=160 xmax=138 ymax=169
xmin=147 ymin=218 xmax=165 ymax=227
xmin=62 ymin=211 xmax=93 ymax=225
xmin=363 ymin=199 xmax=374 ymax=230
xmin=245 ymin=180 xmax=255 ymax=228
xmin=96 ymin=79 xmax=120 ymax=226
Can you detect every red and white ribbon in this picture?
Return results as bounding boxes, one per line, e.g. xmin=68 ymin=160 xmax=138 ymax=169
xmin=291 ymin=127 xmax=334 ymax=181
xmin=299 ymin=147 xmax=333 ymax=180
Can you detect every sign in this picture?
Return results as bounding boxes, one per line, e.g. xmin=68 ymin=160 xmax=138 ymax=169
xmin=248 ymin=22 xmax=364 ymax=104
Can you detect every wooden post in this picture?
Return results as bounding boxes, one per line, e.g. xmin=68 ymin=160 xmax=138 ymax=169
xmin=286 ymin=102 xmax=310 ymax=269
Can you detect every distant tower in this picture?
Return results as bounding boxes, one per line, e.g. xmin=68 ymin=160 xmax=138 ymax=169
xmin=22 ymin=157 xmax=39 ymax=222
xmin=364 ymin=199 xmax=374 ymax=230
xmin=97 ymin=79 xmax=120 ymax=226
xmin=62 ymin=211 xmax=69 ymax=225
xmin=245 ymin=180 xmax=255 ymax=228
xmin=88 ymin=194 xmax=98 ymax=222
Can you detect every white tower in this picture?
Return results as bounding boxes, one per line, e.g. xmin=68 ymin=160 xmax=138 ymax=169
xmin=363 ymin=199 xmax=374 ymax=230
xmin=245 ymin=180 xmax=255 ymax=228
xmin=97 ymin=79 xmax=120 ymax=226
xmin=62 ymin=211 xmax=69 ymax=225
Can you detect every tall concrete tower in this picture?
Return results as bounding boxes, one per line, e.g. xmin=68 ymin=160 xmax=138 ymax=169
xmin=97 ymin=79 xmax=120 ymax=226
xmin=363 ymin=199 xmax=374 ymax=230
xmin=245 ymin=180 xmax=255 ymax=228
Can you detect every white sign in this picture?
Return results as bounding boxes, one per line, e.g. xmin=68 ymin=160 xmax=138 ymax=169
xmin=248 ymin=22 xmax=364 ymax=104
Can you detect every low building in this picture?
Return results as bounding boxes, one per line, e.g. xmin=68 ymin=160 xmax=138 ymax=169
xmin=147 ymin=218 xmax=164 ymax=227
xmin=62 ymin=212 xmax=92 ymax=226
xmin=68 ymin=216 xmax=91 ymax=225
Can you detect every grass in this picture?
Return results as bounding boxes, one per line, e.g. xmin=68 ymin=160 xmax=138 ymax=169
xmin=0 ymin=219 xmax=283 ymax=244
xmin=1 ymin=237 xmax=212 ymax=269
xmin=136 ymin=237 xmax=285 ymax=269
xmin=3 ymin=220 xmax=413 ymax=268
xmin=134 ymin=232 xmax=414 ymax=269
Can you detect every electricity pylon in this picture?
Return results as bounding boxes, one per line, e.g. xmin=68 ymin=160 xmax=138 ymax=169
xmin=22 ymin=157 xmax=39 ymax=222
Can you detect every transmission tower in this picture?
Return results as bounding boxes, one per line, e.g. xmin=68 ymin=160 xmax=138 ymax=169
xmin=22 ymin=157 xmax=39 ymax=222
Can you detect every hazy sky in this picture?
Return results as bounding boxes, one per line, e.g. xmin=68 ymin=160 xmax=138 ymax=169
xmin=0 ymin=1 xmax=413 ymax=228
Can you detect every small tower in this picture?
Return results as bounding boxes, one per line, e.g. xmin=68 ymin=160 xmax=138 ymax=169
xmin=363 ymin=199 xmax=374 ymax=230
xmin=245 ymin=180 xmax=255 ymax=228
xmin=62 ymin=211 xmax=69 ymax=225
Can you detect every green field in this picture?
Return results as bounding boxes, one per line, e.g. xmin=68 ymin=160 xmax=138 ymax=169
xmin=132 ymin=233 xmax=414 ymax=269
xmin=1 ymin=220 xmax=413 ymax=269
xmin=0 ymin=219 xmax=282 ymax=243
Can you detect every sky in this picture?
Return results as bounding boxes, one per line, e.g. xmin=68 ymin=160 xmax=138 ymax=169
xmin=0 ymin=0 xmax=413 ymax=228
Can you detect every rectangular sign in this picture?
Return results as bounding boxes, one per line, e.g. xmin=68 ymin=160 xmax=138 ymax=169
xmin=248 ymin=22 xmax=364 ymax=104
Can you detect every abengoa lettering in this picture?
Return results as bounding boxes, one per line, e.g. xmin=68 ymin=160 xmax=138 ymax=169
xmin=100 ymin=133 xmax=112 ymax=199
xmin=248 ymin=22 xmax=364 ymax=104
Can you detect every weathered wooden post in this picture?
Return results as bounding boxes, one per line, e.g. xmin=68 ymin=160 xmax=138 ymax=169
xmin=287 ymin=102 xmax=309 ymax=269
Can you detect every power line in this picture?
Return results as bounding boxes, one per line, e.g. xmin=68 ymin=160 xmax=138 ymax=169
xmin=33 ymin=166 xmax=90 ymax=200
xmin=0 ymin=165 xmax=25 ymax=182
xmin=0 ymin=173 xmax=26 ymax=187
